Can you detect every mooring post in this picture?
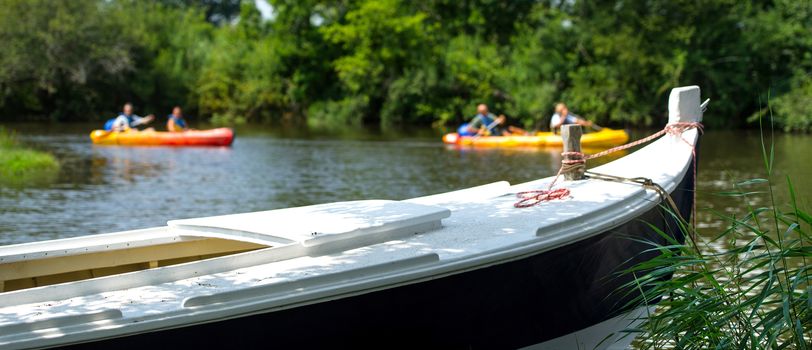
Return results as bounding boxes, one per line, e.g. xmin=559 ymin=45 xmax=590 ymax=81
xmin=561 ymin=125 xmax=585 ymax=180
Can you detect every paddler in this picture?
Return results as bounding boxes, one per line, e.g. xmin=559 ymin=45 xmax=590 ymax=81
xmin=108 ymin=103 xmax=155 ymax=132
xmin=465 ymin=104 xmax=505 ymax=136
xmin=166 ymin=106 xmax=190 ymax=132
xmin=549 ymin=102 xmax=592 ymax=133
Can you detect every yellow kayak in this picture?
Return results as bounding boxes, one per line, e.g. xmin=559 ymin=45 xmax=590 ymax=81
xmin=442 ymin=128 xmax=629 ymax=148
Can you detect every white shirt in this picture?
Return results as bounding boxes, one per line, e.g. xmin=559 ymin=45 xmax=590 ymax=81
xmin=111 ymin=114 xmax=147 ymax=131
xmin=549 ymin=113 xmax=578 ymax=130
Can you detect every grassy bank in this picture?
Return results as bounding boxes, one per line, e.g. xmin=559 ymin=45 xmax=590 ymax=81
xmin=0 ymin=128 xmax=59 ymax=185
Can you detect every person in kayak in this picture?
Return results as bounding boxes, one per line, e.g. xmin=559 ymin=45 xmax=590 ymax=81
xmin=464 ymin=104 xmax=509 ymax=136
xmin=108 ymin=103 xmax=155 ymax=132
xmin=459 ymin=105 xmax=526 ymax=136
xmin=166 ymin=106 xmax=190 ymax=132
xmin=549 ymin=103 xmax=592 ymax=133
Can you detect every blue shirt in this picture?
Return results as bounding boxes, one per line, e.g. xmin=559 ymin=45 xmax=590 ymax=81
xmin=470 ymin=113 xmax=496 ymax=129
xmin=468 ymin=113 xmax=503 ymax=135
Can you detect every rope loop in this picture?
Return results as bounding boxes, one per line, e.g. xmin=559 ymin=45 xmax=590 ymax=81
xmin=513 ymin=188 xmax=571 ymax=208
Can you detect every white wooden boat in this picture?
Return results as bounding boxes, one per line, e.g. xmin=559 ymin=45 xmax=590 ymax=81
xmin=0 ymin=86 xmax=705 ymax=349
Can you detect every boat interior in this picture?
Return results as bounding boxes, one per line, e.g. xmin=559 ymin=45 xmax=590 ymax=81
xmin=0 ymin=199 xmax=451 ymax=295
xmin=0 ymin=234 xmax=268 ymax=293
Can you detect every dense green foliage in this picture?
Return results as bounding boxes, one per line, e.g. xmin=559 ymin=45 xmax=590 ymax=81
xmin=0 ymin=128 xmax=59 ymax=186
xmin=0 ymin=0 xmax=810 ymax=130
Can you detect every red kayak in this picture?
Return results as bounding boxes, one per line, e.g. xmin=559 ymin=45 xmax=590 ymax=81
xmin=90 ymin=128 xmax=234 ymax=146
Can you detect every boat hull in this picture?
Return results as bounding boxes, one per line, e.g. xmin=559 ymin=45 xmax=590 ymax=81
xmin=63 ymin=161 xmax=693 ymax=350
xmin=89 ymin=128 xmax=234 ymax=146
xmin=443 ymin=128 xmax=629 ymax=148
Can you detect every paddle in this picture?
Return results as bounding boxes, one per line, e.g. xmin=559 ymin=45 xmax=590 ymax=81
xmin=470 ymin=118 xmax=502 ymax=139
xmin=588 ymin=122 xmax=603 ymax=132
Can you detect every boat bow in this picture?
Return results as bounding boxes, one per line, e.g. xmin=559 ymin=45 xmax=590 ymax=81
xmin=1 ymin=86 xmax=705 ymax=349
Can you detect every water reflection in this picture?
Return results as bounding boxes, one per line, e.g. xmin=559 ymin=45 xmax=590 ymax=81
xmin=445 ymin=144 xmax=628 ymax=174
xmin=0 ymin=124 xmax=809 ymax=246
xmin=694 ymin=129 xmax=812 ymax=231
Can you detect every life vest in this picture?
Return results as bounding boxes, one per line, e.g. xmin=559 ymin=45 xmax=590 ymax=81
xmin=168 ymin=115 xmax=187 ymax=128
xmin=103 ymin=118 xmax=116 ymax=131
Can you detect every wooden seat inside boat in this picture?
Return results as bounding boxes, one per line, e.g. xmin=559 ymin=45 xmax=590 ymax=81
xmin=0 ymin=200 xmax=450 ymax=296
xmin=0 ymin=236 xmax=267 ymax=293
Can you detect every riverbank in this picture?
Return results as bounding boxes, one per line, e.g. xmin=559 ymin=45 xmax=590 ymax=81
xmin=0 ymin=128 xmax=59 ymax=186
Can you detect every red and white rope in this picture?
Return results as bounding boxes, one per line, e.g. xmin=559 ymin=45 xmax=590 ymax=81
xmin=513 ymin=122 xmax=703 ymax=212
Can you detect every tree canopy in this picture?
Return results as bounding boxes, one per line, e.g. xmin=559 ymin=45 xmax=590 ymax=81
xmin=0 ymin=0 xmax=810 ymax=131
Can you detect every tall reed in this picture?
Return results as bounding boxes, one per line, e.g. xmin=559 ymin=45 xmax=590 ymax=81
xmin=618 ymin=114 xmax=811 ymax=349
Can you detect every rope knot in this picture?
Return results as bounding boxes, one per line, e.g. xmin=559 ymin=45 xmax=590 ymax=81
xmin=560 ymin=151 xmax=585 ymax=164
xmin=560 ymin=151 xmax=586 ymax=176
xmin=636 ymin=177 xmax=654 ymax=186
xmin=664 ymin=121 xmax=704 ymax=137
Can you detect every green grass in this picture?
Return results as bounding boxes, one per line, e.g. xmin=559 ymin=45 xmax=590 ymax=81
xmin=0 ymin=127 xmax=59 ymax=186
xmin=616 ymin=113 xmax=811 ymax=349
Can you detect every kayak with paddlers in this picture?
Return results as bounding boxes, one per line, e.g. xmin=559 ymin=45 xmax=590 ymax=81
xmin=92 ymin=103 xmax=234 ymax=146
xmin=444 ymin=102 xmax=629 ymax=147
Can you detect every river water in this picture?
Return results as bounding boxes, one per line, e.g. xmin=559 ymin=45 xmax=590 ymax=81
xmin=0 ymin=123 xmax=810 ymax=246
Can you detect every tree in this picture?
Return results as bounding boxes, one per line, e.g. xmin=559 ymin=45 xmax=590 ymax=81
xmin=160 ymin=0 xmax=243 ymax=25
xmin=0 ymin=0 xmax=810 ymax=131
xmin=320 ymin=0 xmax=433 ymax=125
xmin=195 ymin=3 xmax=287 ymax=123
xmin=115 ymin=1 xmax=213 ymax=118
xmin=0 ymin=0 xmax=132 ymax=121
